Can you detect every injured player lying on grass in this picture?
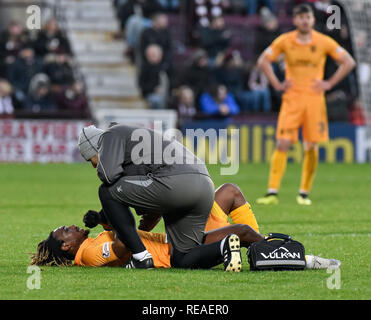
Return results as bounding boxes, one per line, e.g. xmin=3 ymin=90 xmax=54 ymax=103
xmin=30 ymin=183 xmax=341 ymax=270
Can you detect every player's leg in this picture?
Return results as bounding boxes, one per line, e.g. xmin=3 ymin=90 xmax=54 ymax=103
xmin=268 ymin=138 xmax=292 ymax=193
xmin=164 ymin=176 xmax=242 ymax=272
xmin=257 ymin=95 xmax=303 ymax=205
xmin=214 ymin=183 xmax=259 ymax=232
xmin=203 ymin=224 xmax=264 ymax=247
xmin=256 ymin=138 xmax=292 ymax=205
xmin=98 ymin=184 xmax=154 ymax=268
xmin=297 ymin=141 xmax=319 ymax=205
xmin=298 ymin=95 xmax=328 ymax=205
xmin=170 ymin=233 xmax=242 ymax=272
xmin=203 ymin=225 xmax=341 ymax=269
xmin=109 ymin=173 xmax=214 ymax=268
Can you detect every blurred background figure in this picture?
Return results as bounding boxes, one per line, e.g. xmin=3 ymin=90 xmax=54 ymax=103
xmin=138 ymin=44 xmax=167 ymax=109
xmin=54 ymin=81 xmax=89 ymax=116
xmin=0 ymin=21 xmax=30 ymax=78
xmin=0 ymin=79 xmax=14 ymax=118
xmin=213 ymin=50 xmax=253 ymax=112
xmin=245 ymin=0 xmax=275 ymax=15
xmin=8 ymin=44 xmax=43 ymax=104
xmin=255 ymin=8 xmax=281 ymax=58
xmin=117 ymin=0 xmax=163 ymax=30
xmin=172 ymin=85 xmax=197 ymax=125
xmin=0 ymin=0 xmax=363 ymax=122
xmin=177 ymin=49 xmax=215 ymax=103
xmin=200 ymin=84 xmax=240 ymax=117
xmin=246 ymin=64 xmax=271 ymax=113
xmin=34 ymin=19 xmax=71 ymax=58
xmin=140 ymin=13 xmax=172 ymax=76
xmin=158 ymin=0 xmax=180 ymax=12
xmin=198 ymin=16 xmax=231 ymax=63
xmin=25 ymin=74 xmax=56 ymax=113
xmin=43 ymin=50 xmax=75 ymax=91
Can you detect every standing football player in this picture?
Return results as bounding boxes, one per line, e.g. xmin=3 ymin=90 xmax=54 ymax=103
xmin=256 ymin=4 xmax=356 ymax=205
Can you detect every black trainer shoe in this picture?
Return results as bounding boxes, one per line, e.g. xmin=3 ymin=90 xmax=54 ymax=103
xmin=123 ymin=253 xmax=154 ymax=269
xmin=223 ymin=234 xmax=242 ymax=272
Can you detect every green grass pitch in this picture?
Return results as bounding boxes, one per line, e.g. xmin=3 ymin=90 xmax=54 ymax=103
xmin=0 ymin=162 xmax=370 ymax=300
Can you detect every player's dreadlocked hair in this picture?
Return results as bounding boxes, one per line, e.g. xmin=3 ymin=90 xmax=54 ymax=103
xmin=29 ymin=232 xmax=74 ymax=267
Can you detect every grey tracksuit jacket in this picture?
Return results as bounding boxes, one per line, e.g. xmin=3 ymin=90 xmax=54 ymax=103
xmin=96 ymin=124 xmax=210 ymax=185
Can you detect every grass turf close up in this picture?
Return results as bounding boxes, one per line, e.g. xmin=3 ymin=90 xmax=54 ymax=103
xmin=0 ymin=163 xmax=370 ymax=300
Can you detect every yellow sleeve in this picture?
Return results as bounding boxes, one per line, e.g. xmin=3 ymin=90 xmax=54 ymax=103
xmin=324 ymin=35 xmax=345 ymax=61
xmin=81 ymin=241 xmax=119 ymax=267
xmin=264 ymin=34 xmax=287 ymax=62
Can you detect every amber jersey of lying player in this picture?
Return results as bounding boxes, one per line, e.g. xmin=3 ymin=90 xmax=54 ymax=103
xmin=30 ymin=183 xmax=341 ymax=270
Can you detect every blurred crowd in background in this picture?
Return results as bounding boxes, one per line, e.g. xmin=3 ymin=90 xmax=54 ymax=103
xmin=114 ymin=0 xmax=362 ymax=125
xmin=0 ymin=0 xmax=364 ymax=125
xmin=0 ymin=18 xmax=89 ymax=119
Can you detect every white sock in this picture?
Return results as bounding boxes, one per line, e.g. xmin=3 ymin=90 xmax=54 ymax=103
xmin=132 ymin=250 xmax=151 ymax=261
xmin=305 ymin=255 xmax=314 ymax=269
xmin=220 ymin=237 xmax=227 ymax=255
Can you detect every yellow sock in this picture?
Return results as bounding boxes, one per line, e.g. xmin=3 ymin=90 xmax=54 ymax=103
xmin=299 ymin=149 xmax=319 ymax=194
xmin=268 ymin=150 xmax=288 ymax=192
xmin=230 ymin=203 xmax=259 ymax=233
xmin=211 ymin=203 xmax=229 ymax=222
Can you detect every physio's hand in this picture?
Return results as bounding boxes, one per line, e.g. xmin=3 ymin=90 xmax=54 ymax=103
xmin=83 ymin=210 xmax=101 ymax=228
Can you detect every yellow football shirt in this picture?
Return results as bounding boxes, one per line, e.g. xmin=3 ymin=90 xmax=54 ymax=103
xmin=264 ymin=30 xmax=345 ymax=94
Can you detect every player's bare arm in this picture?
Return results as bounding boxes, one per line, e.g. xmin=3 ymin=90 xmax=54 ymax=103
xmin=138 ymin=213 xmax=162 ymax=232
xmin=257 ymin=53 xmax=292 ymax=92
xmin=82 ymin=210 xmax=129 ymax=258
xmin=111 ymin=235 xmax=130 ymax=259
xmin=312 ymin=51 xmax=356 ymax=94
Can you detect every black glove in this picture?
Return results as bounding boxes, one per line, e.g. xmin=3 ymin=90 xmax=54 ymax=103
xmin=83 ymin=210 xmax=101 ymax=228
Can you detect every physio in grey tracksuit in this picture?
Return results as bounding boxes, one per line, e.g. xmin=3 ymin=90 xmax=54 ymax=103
xmin=78 ymin=124 xmax=217 ymax=269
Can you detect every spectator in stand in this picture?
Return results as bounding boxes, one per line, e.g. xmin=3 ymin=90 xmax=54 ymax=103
xmin=313 ymin=0 xmax=358 ymax=114
xmin=140 ymin=13 xmax=172 ymax=74
xmin=172 ymin=86 xmax=197 ymax=122
xmin=246 ymin=64 xmax=271 ymax=113
xmin=313 ymin=0 xmax=354 ymax=61
xmin=54 ymin=81 xmax=89 ymax=115
xmin=0 ymin=79 xmax=14 ymax=118
xmin=349 ymin=99 xmax=365 ymax=126
xmin=114 ymin=0 xmax=128 ymax=9
xmin=198 ymin=16 xmax=231 ymax=62
xmin=326 ymin=89 xmax=349 ymax=122
xmin=158 ymin=0 xmax=180 ymax=11
xmin=214 ymin=50 xmax=243 ymax=89
xmin=255 ymin=8 xmax=281 ymax=59
xmin=138 ymin=44 xmax=167 ymax=109
xmin=294 ymin=0 xmax=319 ymax=3
xmin=245 ymin=0 xmax=275 ymax=15
xmin=34 ymin=19 xmax=71 ymax=58
xmin=0 ymin=21 xmax=30 ymax=77
xmin=213 ymin=50 xmax=249 ymax=106
xmin=43 ymin=50 xmax=75 ymax=90
xmin=8 ymin=44 xmax=43 ymax=103
xmin=200 ymin=84 xmax=240 ymax=116
xmin=25 ymin=74 xmax=56 ymax=113
xmin=118 ymin=0 xmax=164 ymax=30
xmin=178 ymin=49 xmax=215 ymax=103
